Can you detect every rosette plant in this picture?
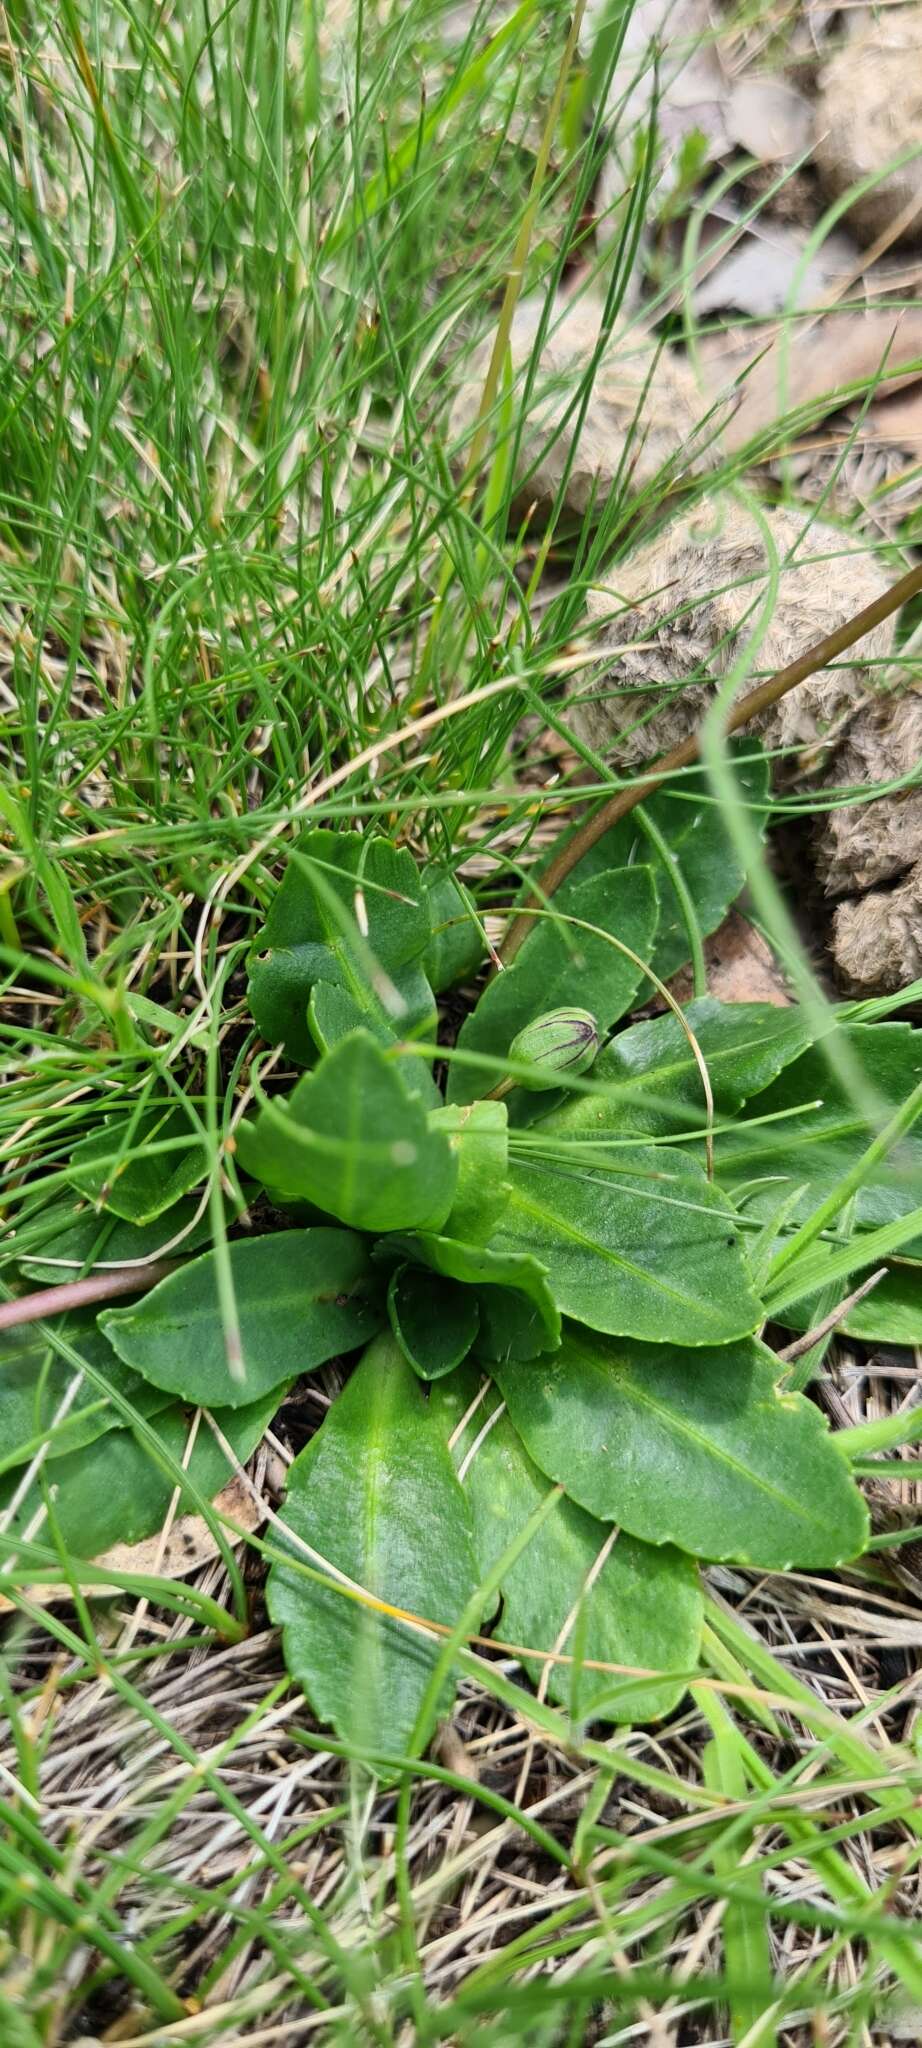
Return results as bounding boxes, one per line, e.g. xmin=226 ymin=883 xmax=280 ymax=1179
xmin=8 ymin=763 xmax=922 ymax=1759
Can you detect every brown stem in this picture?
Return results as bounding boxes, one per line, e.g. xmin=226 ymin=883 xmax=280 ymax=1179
xmin=775 ymin=1267 xmax=887 ymax=1368
xmin=501 ymin=558 xmax=922 ymax=964
xmin=0 ymin=1261 xmax=179 ymax=1334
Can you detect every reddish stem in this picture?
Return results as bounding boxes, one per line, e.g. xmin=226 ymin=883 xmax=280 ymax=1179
xmin=0 ymin=1262 xmax=179 ymax=1334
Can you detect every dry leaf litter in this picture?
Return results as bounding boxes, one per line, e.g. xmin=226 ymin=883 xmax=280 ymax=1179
xmin=814 ymin=8 xmax=922 ymax=246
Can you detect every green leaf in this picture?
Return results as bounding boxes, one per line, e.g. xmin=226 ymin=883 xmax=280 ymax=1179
xmin=386 ymin=1231 xmax=561 ymax=1355
xmin=491 ymin=1152 xmax=761 ymax=1346
xmin=543 ymin=1000 xmax=813 ymax=1143
xmin=67 ymin=1105 xmax=207 ymax=1225
xmin=474 ymin=1285 xmax=555 ymax=1363
xmin=547 ymin=747 xmax=770 ymax=979
xmin=268 ymin=1334 xmax=479 ymax=1757
xmin=447 ymin=867 xmax=658 ymax=1107
xmin=387 ymin=1265 xmax=479 ymax=1380
xmin=713 ymin=1024 xmax=922 ymax=1239
xmin=771 ymin=1257 xmax=922 ymax=1347
xmin=0 ymin=1391 xmax=277 ymax=1556
xmin=247 ymin=830 xmax=436 ymax=1064
xmin=433 ymin=1369 xmax=703 ymax=1723
xmin=430 ymin=1100 xmax=511 ymax=1242
xmin=307 ymin=980 xmax=440 ymax=1105
xmin=0 ymin=1318 xmax=173 ymax=1474
xmin=236 ymin=1032 xmax=458 ymax=1232
xmin=421 ymin=866 xmax=485 ymax=991
xmin=496 ymin=1328 xmax=869 ymax=1569
xmin=100 ymin=1229 xmax=383 ymax=1408
xmin=17 ymin=1197 xmax=214 ymax=1285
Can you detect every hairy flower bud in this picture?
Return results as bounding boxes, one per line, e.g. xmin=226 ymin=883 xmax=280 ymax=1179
xmin=508 ymin=1008 xmax=600 ymax=1090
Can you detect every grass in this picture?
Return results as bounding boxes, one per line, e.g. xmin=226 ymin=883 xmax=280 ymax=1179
xmin=2 ymin=0 xmax=922 ymax=2040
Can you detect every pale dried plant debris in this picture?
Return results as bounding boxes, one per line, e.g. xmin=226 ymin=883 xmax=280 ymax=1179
xmin=814 ymin=5 xmax=922 ymax=247
xmin=692 ymin=218 xmax=857 ymax=322
xmin=567 ymin=498 xmax=895 ymax=766
xmin=585 ymin=0 xmax=730 ymax=177
xmin=448 ymin=292 xmax=712 ymax=523
xmin=716 ymin=307 xmax=922 ymax=459
xmin=832 ymin=859 xmax=922 ymax=991
xmin=815 ymin=685 xmax=922 ymax=896
xmin=725 ymin=74 xmax=812 ymax=165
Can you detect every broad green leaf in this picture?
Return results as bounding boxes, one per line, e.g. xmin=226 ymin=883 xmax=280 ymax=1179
xmin=248 ymin=830 xmax=436 ymax=1063
xmin=543 ymin=1000 xmax=813 ymax=1143
xmin=713 ymin=1024 xmax=922 ymax=1239
xmin=491 ymin=1152 xmax=761 ymax=1346
xmin=433 ymin=1370 xmax=703 ymax=1722
xmin=0 ymin=1318 xmax=173 ymax=1474
xmin=100 ymin=1229 xmax=383 ymax=1408
xmin=496 ymin=1328 xmax=869 ymax=1569
xmin=430 ymin=1100 xmax=511 ymax=1242
xmin=421 ymin=866 xmax=485 ymax=991
xmin=307 ymin=981 xmax=439 ymax=1105
xmin=387 ymin=1265 xmax=479 ymax=1379
xmin=17 ymin=1197 xmax=213 ymax=1285
xmin=547 ymin=746 xmax=770 ymax=979
xmin=236 ymin=1032 xmax=457 ymax=1232
xmin=386 ymin=1231 xmax=561 ymax=1355
xmin=67 ymin=1105 xmax=207 ymax=1225
xmin=447 ymin=867 xmax=658 ymax=1107
xmin=0 ymin=1392 xmax=278 ymax=1557
xmin=268 ymin=1335 xmax=479 ymax=1757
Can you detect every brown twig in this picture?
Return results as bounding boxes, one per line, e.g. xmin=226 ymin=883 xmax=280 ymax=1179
xmin=500 ymin=557 xmax=922 ymax=963
xmin=0 ymin=1261 xmax=179 ymax=1333
xmin=776 ymin=1268 xmax=888 ymax=1369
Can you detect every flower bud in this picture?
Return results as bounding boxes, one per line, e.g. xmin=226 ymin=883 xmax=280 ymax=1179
xmin=508 ymin=1008 xmax=600 ymax=1090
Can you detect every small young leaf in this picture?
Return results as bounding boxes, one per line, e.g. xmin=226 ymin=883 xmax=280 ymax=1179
xmin=430 ymin=1100 xmax=511 ymax=1243
xmin=496 ymin=1328 xmax=869 ymax=1569
xmin=433 ymin=1370 xmax=703 ymax=1723
xmin=0 ymin=1392 xmax=277 ymax=1556
xmin=100 ymin=1229 xmax=383 ymax=1408
xmin=491 ymin=1151 xmax=761 ymax=1346
xmin=236 ymin=1032 xmax=458 ymax=1232
xmin=0 ymin=1318 xmax=173 ymax=1474
xmin=421 ymin=866 xmax=485 ymax=991
xmin=386 ymin=1231 xmax=561 ymax=1355
xmin=388 ymin=1265 xmax=480 ymax=1380
xmin=546 ymin=746 xmax=770 ymax=979
xmin=268 ymin=1334 xmax=479 ymax=1758
xmin=713 ymin=1023 xmax=922 ymax=1239
xmin=248 ymin=830 xmax=435 ymax=1063
xmin=447 ymin=867 xmax=658 ymax=1107
xmin=307 ymin=981 xmax=439 ymax=1105
xmin=544 ymin=999 xmax=813 ymax=1142
xmin=67 ymin=1105 xmax=207 ymax=1226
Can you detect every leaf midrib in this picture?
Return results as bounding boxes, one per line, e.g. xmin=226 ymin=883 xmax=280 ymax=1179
xmin=502 ymin=1185 xmax=754 ymax=1328
xmin=558 ymin=1343 xmax=838 ymax=1535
